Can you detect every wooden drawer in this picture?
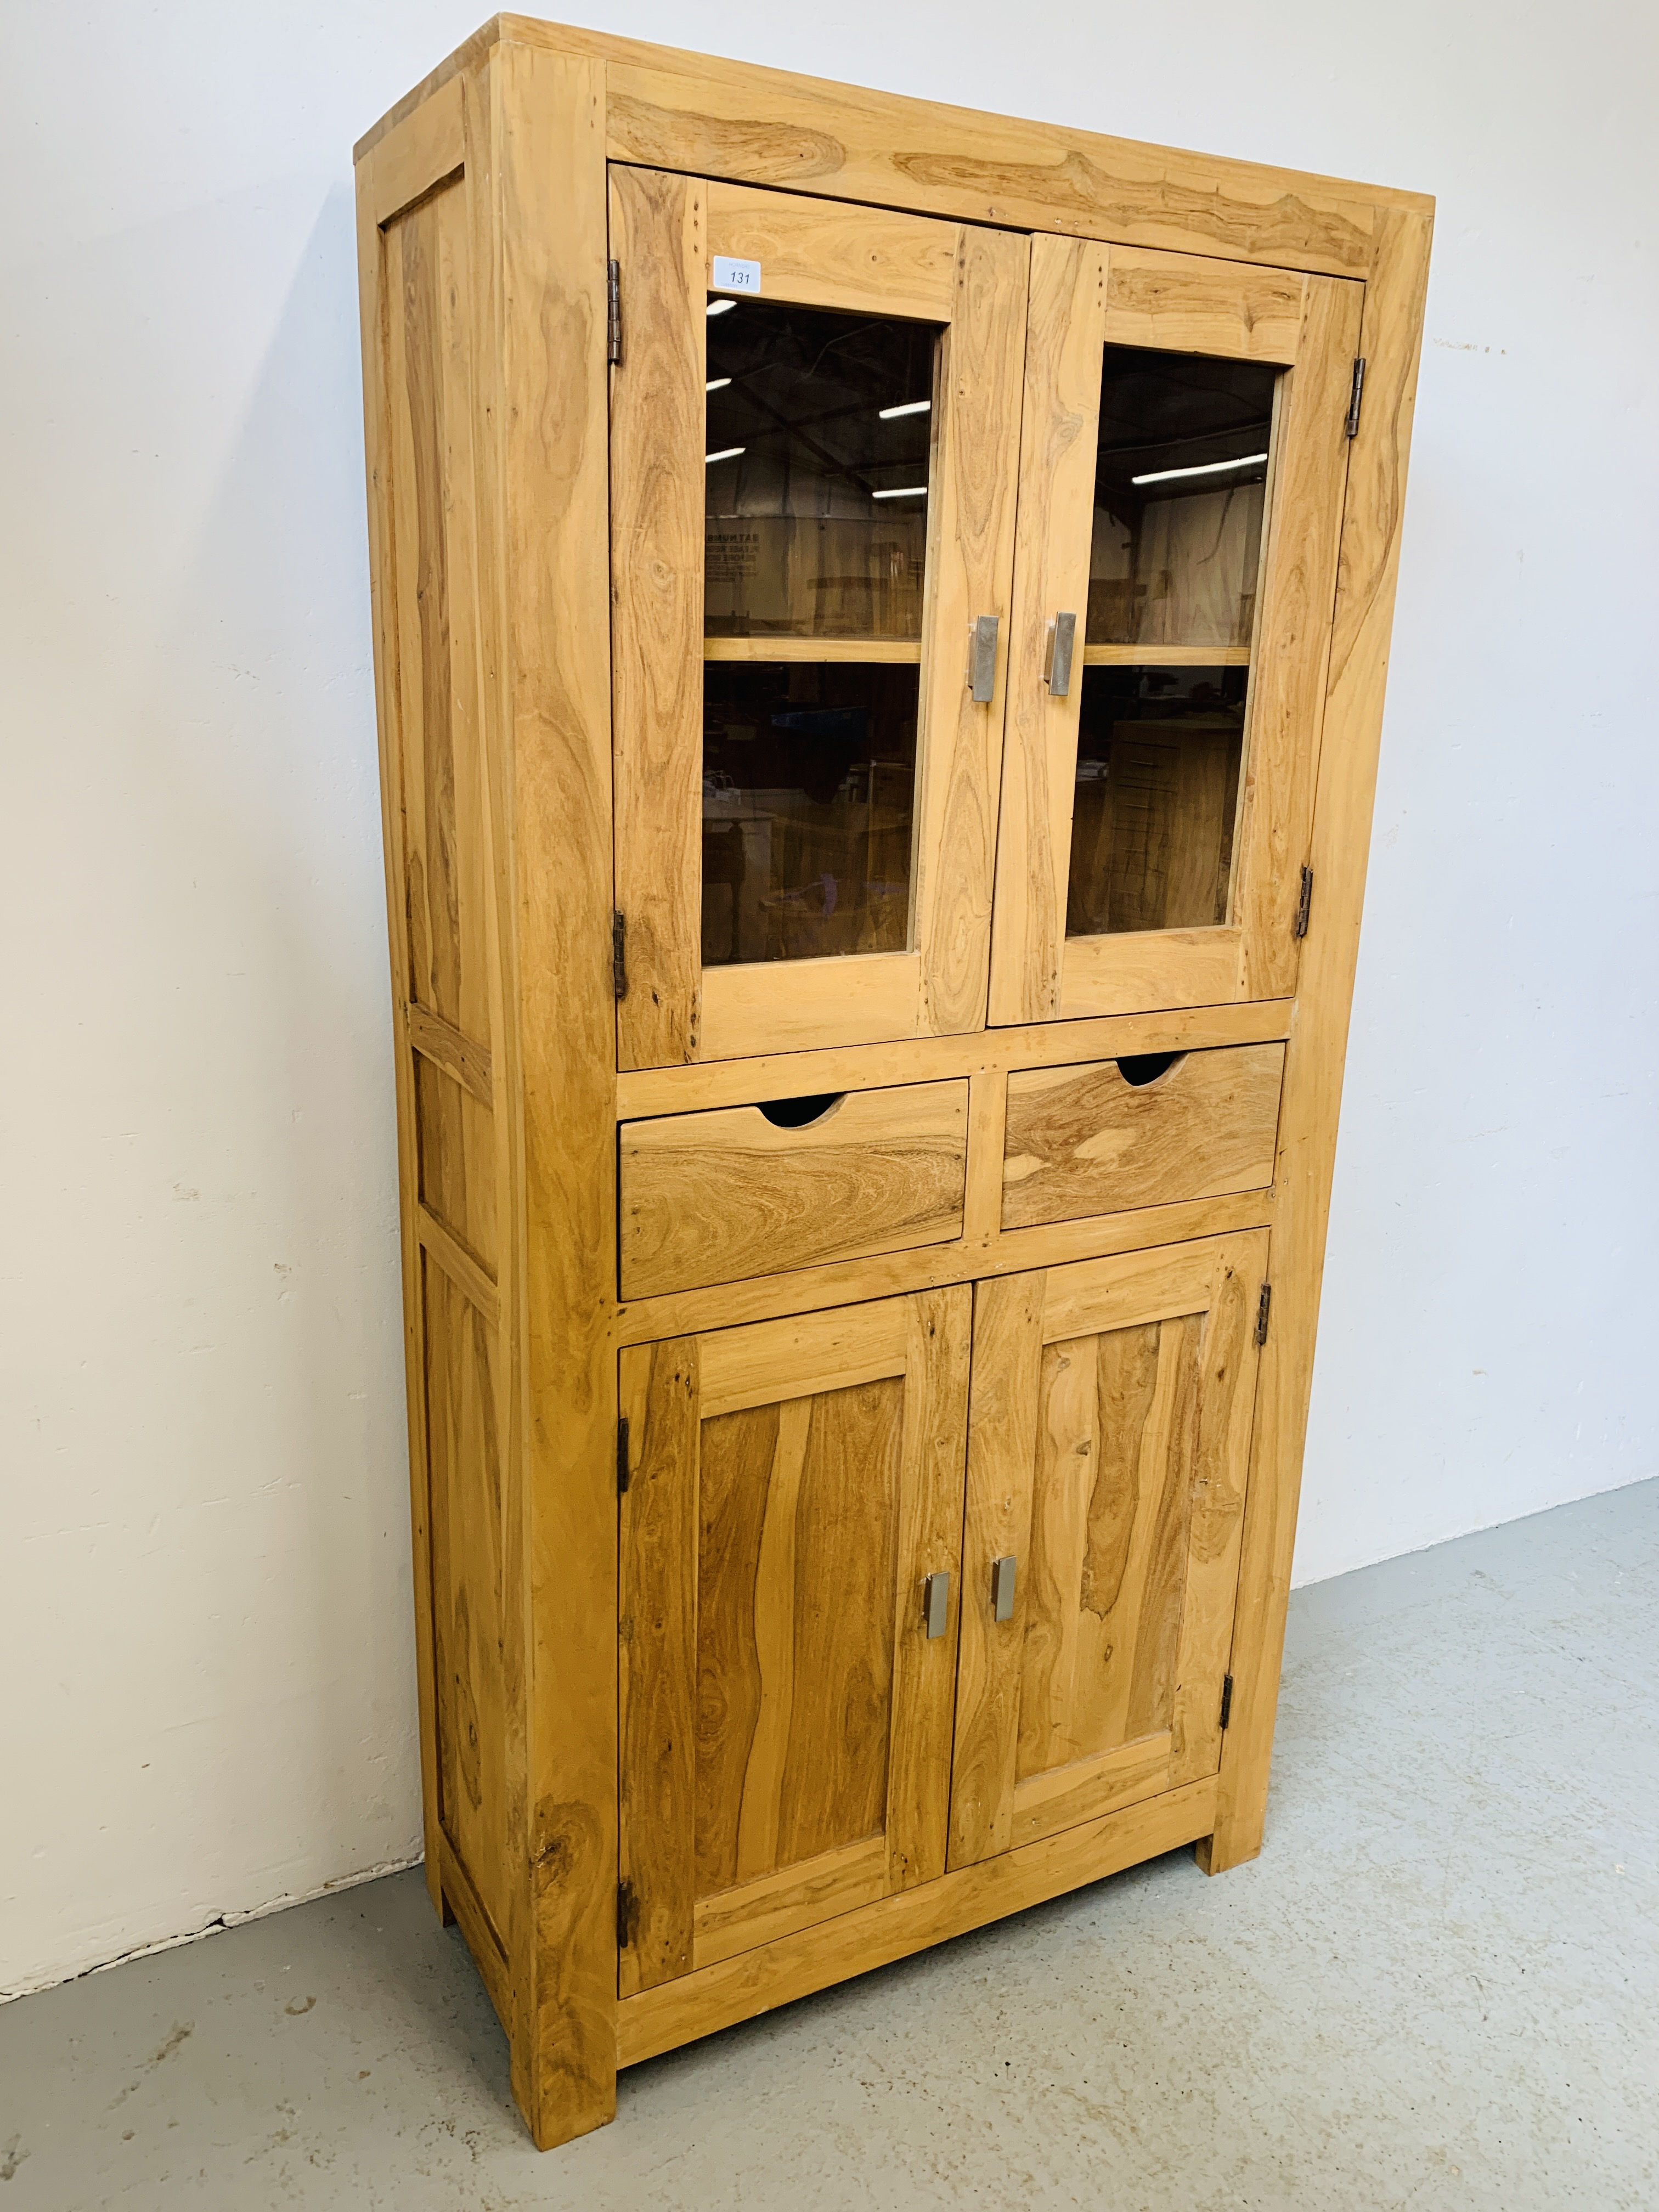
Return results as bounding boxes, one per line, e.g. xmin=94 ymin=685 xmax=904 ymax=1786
xmin=1001 ymin=1043 xmax=1284 ymax=1230
xmin=620 ymin=1081 xmax=969 ymax=1299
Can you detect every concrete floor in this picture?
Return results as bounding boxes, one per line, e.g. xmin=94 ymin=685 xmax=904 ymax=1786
xmin=3 ymin=1480 xmax=1655 ymax=2211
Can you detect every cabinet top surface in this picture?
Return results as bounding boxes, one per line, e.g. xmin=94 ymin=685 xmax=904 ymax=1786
xmin=355 ymin=13 xmax=1432 ymax=278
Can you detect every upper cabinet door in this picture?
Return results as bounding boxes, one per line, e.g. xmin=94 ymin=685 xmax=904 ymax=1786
xmin=610 ymin=168 xmax=1028 ymax=1069
xmin=989 ymin=245 xmax=1364 ymax=1024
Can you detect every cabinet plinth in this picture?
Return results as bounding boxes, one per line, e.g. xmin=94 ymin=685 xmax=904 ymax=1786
xmin=356 ymin=16 xmax=1431 ymax=2151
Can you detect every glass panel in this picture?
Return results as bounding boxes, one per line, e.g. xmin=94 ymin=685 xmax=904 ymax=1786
xmin=703 ymin=661 xmax=918 ymax=966
xmin=704 ymin=300 xmax=938 ymax=640
xmin=1067 ymin=664 xmax=1245 ymax=937
xmin=1086 ymin=347 xmax=1277 ymax=649
xmin=702 ymin=299 xmax=936 ymax=967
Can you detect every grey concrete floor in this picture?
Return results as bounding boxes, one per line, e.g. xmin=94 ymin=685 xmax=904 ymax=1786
xmin=3 ymin=1479 xmax=1656 ymax=2210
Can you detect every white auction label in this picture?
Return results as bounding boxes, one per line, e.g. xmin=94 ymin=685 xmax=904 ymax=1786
xmin=710 ymin=255 xmax=762 ymax=296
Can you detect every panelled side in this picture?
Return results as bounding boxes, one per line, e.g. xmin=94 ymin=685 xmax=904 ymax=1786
xmin=359 ymin=125 xmax=516 ymax=1990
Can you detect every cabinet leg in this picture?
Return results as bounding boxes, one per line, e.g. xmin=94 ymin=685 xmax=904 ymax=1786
xmin=1194 ymin=1786 xmax=1267 ymax=1875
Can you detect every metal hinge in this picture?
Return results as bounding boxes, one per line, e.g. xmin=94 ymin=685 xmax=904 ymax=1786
xmin=612 ymin=911 xmax=628 ymax=1001
xmin=1293 ymin=865 xmax=1314 ymax=939
xmin=1345 ymin=356 xmax=1366 ymax=439
xmin=1255 ymin=1283 xmax=1272 ymax=1347
xmin=616 ymin=1878 xmax=634 ymax=1948
xmin=1220 ymin=1674 xmax=1234 ymax=1730
xmin=607 ymin=259 xmax=622 ymax=365
xmin=617 ymin=1415 xmax=631 ymax=1496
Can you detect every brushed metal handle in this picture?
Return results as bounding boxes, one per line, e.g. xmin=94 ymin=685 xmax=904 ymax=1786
xmin=967 ymin=614 xmax=1000 ymax=702
xmin=923 ymin=1570 xmax=951 ymax=1639
xmin=991 ymin=1554 xmax=1017 ymax=1622
xmin=1043 ymin=611 xmax=1077 ymax=697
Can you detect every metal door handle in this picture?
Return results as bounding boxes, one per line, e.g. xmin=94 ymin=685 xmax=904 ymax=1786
xmin=923 ymin=1570 xmax=951 ymax=1639
xmin=991 ymin=1554 xmax=1017 ymax=1622
xmin=1043 ymin=612 xmax=1077 ymax=697
xmin=967 ymin=615 xmax=1000 ymax=702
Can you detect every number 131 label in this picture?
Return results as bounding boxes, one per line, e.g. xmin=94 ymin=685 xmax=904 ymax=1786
xmin=710 ymin=256 xmax=762 ymax=296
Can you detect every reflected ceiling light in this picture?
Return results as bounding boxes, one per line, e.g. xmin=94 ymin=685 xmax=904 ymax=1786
xmin=706 ymin=376 xmax=732 ymax=392
xmin=706 ymin=447 xmax=745 ymax=464
xmin=878 ymin=399 xmax=931 ymax=418
xmin=871 ymin=485 xmax=928 ymax=499
xmin=707 ymin=299 xmax=736 ymax=317
xmin=1131 ymin=452 xmax=1268 ymax=486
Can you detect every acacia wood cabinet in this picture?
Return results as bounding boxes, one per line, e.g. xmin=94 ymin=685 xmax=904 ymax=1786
xmin=355 ymin=15 xmax=1431 ymax=2151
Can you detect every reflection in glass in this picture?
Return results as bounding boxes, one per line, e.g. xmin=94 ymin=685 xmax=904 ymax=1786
xmin=1086 ymin=348 xmax=1278 ymax=648
xmin=1066 ymin=664 xmax=1245 ymax=937
xmin=705 ymin=302 xmax=939 ymax=640
xmin=703 ymin=662 xmax=918 ymax=965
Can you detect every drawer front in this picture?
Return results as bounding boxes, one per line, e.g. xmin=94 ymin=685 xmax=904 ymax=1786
xmin=620 ymin=1081 xmax=969 ymax=1299
xmin=1001 ymin=1043 xmax=1284 ymax=1230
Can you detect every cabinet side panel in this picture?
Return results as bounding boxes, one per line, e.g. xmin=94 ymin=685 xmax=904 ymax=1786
xmin=385 ymin=186 xmax=494 ymax=1046
xmin=361 ymin=126 xmax=510 ymax=1932
xmin=492 ymin=40 xmax=620 ymax=2150
xmin=1201 ymin=207 xmax=1432 ymax=1873
xmin=423 ymin=1253 xmax=512 ymax=1944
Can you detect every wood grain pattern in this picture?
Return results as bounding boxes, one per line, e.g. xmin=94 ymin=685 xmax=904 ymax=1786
xmin=988 ymin=234 xmax=1105 ymax=1026
xmin=416 ymin=1055 xmax=498 ymax=1275
xmin=1030 ymin=250 xmax=1361 ymax=1025
xmin=417 ymin=1203 xmax=501 ymax=1331
xmin=697 ymin=1298 xmax=910 ymax=1419
xmin=703 ymin=636 xmax=921 ymax=664
xmin=618 ymin=1339 xmax=699 ymax=1995
xmin=590 ymin=47 xmax=1410 ymax=275
xmin=1231 ymin=274 xmax=1365 ymax=997
xmin=359 ymin=24 xmax=1431 ymax=279
xmin=618 ymin=1775 xmax=1220 ymax=2065
xmin=698 ymin=951 xmax=924 ymax=1064
xmin=707 ymin=179 xmax=958 ymax=318
xmin=615 ymin=997 xmax=1293 ymax=1119
xmin=424 ymin=1252 xmax=511 ymax=1946
xmin=438 ymin=1827 xmax=513 ymax=2029
xmin=1057 ymin=926 xmax=1242 ymax=1020
xmin=912 ymin=223 xmax=1028 ymax=1036
xmin=492 ymin=42 xmax=620 ymax=2149
xmin=616 ymin=1190 xmax=1276 ymax=1348
xmin=356 ymin=125 xmax=447 ymax=1917
xmin=1081 ymin=645 xmax=1252 ymax=669
xmin=951 ymin=1233 xmax=1266 ymax=1867
xmin=703 ymin=1381 xmax=901 ymax=1887
xmin=1001 ymin=1042 xmax=1285 ymax=1229
xmin=618 ymin=1291 xmax=970 ymax=1985
xmin=611 ymin=165 xmax=706 ymax=1069
xmin=885 ymin=1286 xmax=973 ymax=1888
xmin=1008 ymin=1733 xmax=1174 ymax=1848
xmin=406 ymin=998 xmax=494 ymax=1105
xmin=947 ymin=1270 xmax=1045 ymax=1867
xmin=693 ymin=1833 xmax=888 ymax=1966
xmin=620 ymin=1081 xmax=968 ymax=1297
xmin=384 ymin=187 xmax=490 ymax=1048
xmin=353 ymin=16 xmax=1434 ymax=2134
xmin=1102 ymin=248 xmax=1307 ymax=363
xmin=364 ymin=70 xmax=464 ymax=225
xmin=1199 ymin=206 xmax=1433 ymax=1877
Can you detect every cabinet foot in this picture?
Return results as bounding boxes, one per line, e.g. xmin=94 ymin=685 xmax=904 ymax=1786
xmin=1194 ymin=1824 xmax=1262 ymax=1877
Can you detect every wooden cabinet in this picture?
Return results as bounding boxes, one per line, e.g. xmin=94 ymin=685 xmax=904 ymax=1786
xmin=355 ymin=20 xmax=1431 ymax=2151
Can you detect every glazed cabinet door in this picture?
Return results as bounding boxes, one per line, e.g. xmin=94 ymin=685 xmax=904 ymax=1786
xmin=989 ymin=244 xmax=1364 ymax=1021
xmin=947 ymin=1234 xmax=1267 ymax=1868
xmin=618 ymin=1289 xmax=970 ymax=1991
xmin=610 ymin=168 xmax=1028 ymax=1067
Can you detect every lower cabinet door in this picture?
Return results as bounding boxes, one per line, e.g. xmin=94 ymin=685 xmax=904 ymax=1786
xmin=947 ymin=1232 xmax=1268 ymax=1870
xmin=618 ymin=1288 xmax=971 ymax=1994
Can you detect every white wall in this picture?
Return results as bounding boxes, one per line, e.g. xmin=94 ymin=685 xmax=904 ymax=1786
xmin=3 ymin=0 xmax=1655 ymax=1999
